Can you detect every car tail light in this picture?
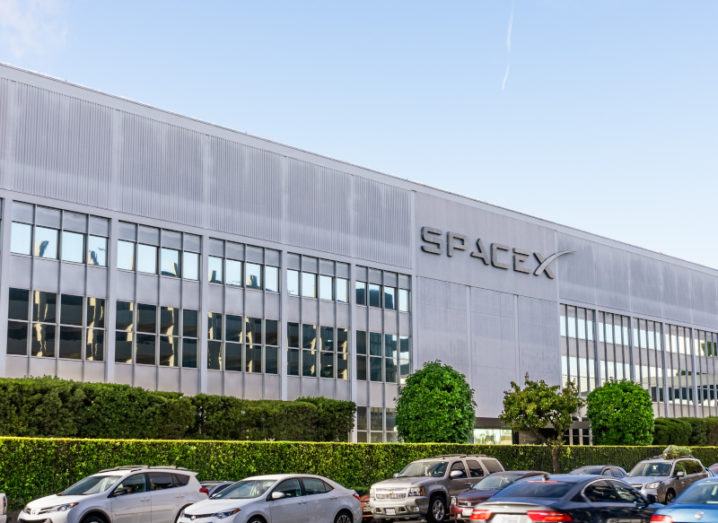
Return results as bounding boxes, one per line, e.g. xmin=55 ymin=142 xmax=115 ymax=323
xmin=470 ymin=509 xmax=493 ymax=521
xmin=650 ymin=516 xmax=673 ymax=523
xmin=526 ymin=510 xmax=574 ymax=522
xmin=353 ymin=493 xmax=361 ymax=502
xmin=199 ymin=486 xmax=210 ymax=496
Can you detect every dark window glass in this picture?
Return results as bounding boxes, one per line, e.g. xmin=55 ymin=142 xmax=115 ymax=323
xmin=137 ymin=304 xmax=156 ymax=334
xmin=303 ymin=324 xmax=316 ymax=349
xmin=266 ymin=320 xmax=278 ymax=346
xmin=59 ymin=326 xmax=82 ymax=359
xmin=303 ymin=349 xmax=316 ymax=377
xmin=400 ymin=336 xmax=411 ymax=376
xmin=115 ymin=331 xmax=133 ymax=363
xmin=274 ymin=479 xmax=302 ymax=498
xmin=182 ymin=339 xmax=197 ymax=368
xmin=31 ymin=323 xmax=56 ymax=357
xmin=208 ymin=341 xmax=222 ymax=370
xmin=33 ymin=291 xmax=56 ymax=323
xmin=368 ymin=284 xmax=381 ymax=307
xmin=266 ymin=346 xmax=278 ymax=374
xmin=493 ymin=480 xmax=574 ymax=499
xmin=287 ymin=322 xmax=300 ymax=348
xmin=384 ymin=287 xmax=396 ymax=310
xmin=116 ymin=301 xmax=134 ymax=331
xmin=467 ymin=460 xmax=484 ymax=478
xmin=584 ymin=481 xmax=622 ymax=503
xmin=303 ymin=478 xmax=331 ymax=495
xmin=136 ymin=334 xmax=156 ymax=365
xmin=356 ymin=331 xmax=367 ymax=355
xmin=355 ymin=281 xmax=366 ymax=305
xmin=148 ymin=473 xmax=175 ymax=491
xmin=116 ymin=474 xmax=147 ymax=495
xmin=385 ymin=334 xmax=397 ymax=358
xmin=208 ymin=313 xmax=223 ymax=340
xmin=8 ymin=288 xmax=29 ymax=320
xmin=247 ymin=318 xmax=262 ymax=347
xmin=370 ymin=357 xmax=382 ymax=381
xmin=246 ymin=345 xmax=262 ymax=373
xmin=226 ymin=315 xmax=242 ymax=342
xmin=86 ymin=298 xmax=105 ymax=329
xmin=159 ymin=336 xmax=178 ymax=366
xmin=450 ymin=461 xmax=468 ymax=478
xmin=226 ymin=342 xmax=242 ymax=371
xmin=613 ymin=483 xmax=641 ymax=503
xmin=356 ymin=355 xmax=367 ymax=380
xmin=160 ymin=307 xmax=177 ymax=336
xmin=7 ymin=320 xmax=28 ymax=355
xmin=60 ymin=294 xmax=83 ymax=326
xmin=321 ymin=352 xmax=334 ymax=378
xmin=86 ymin=329 xmax=104 ymax=361
xmin=288 ymin=348 xmax=300 ymax=375
xmin=370 ymin=332 xmax=382 ymax=356
xmin=183 ymin=309 xmax=198 ymax=338
xmin=337 ymin=328 xmax=348 ymax=353
xmin=321 ymin=326 xmax=334 ymax=352
xmin=385 ymin=358 xmax=396 ymax=383
xmin=338 ymin=352 xmax=348 ymax=380
xmin=174 ymin=474 xmax=190 ymax=487
xmin=484 ymin=459 xmax=504 ymax=473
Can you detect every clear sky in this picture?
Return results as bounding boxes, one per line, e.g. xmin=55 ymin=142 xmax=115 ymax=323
xmin=1 ymin=1 xmax=717 ymax=268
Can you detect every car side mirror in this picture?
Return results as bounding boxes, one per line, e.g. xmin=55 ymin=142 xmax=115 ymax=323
xmin=450 ymin=470 xmax=464 ymax=479
xmin=111 ymin=487 xmax=129 ymax=498
xmin=271 ymin=491 xmax=286 ymax=501
xmin=675 ymin=471 xmax=686 ymax=478
xmin=393 ymin=473 xmax=400 ymax=478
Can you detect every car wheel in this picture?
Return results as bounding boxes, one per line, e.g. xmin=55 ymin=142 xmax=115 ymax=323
xmin=427 ymin=495 xmax=447 ymax=523
xmin=665 ymin=490 xmax=676 ymax=504
xmin=335 ymin=510 xmax=353 ymax=523
xmin=81 ymin=516 xmax=107 ymax=523
xmin=248 ymin=518 xmax=267 ymax=523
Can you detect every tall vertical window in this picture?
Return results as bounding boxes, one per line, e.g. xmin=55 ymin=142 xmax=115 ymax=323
xmin=182 ymin=309 xmax=198 ymax=368
xmin=287 ymin=270 xmax=300 ymax=296
xmin=337 ymin=328 xmax=349 ymax=380
xmin=115 ymin=301 xmax=134 ymax=363
xmin=34 ymin=226 xmax=59 ymax=259
xmin=265 ymin=266 xmax=279 ymax=293
xmin=10 ymin=222 xmax=32 ymax=255
xmin=319 ymin=276 xmax=333 ymax=301
xmin=301 ymin=273 xmax=317 ymax=298
xmin=32 ymin=291 xmax=56 ymax=357
xmin=245 ymin=263 xmax=262 ymax=289
xmin=287 ymin=322 xmax=300 ymax=376
xmin=160 ymin=248 xmax=180 ymax=277
xmin=385 ymin=334 xmax=397 ymax=383
xmin=7 ymin=288 xmax=29 ymax=355
xmin=368 ymin=284 xmax=381 ymax=308
xmin=117 ymin=241 xmax=135 ymax=271
xmin=356 ymin=331 xmax=367 ymax=381
xmin=303 ymin=324 xmax=317 ymax=376
xmin=266 ymin=320 xmax=279 ymax=374
xmin=136 ymin=304 xmax=157 ymax=365
xmin=59 ymin=294 xmax=83 ymax=359
xmin=398 ymin=289 xmax=410 ymax=312
xmin=87 ymin=236 xmax=107 ymax=267
xmin=399 ymin=336 xmax=411 ymax=380
xmin=159 ymin=307 xmax=178 ymax=366
xmin=225 ymin=314 xmax=243 ymax=371
xmin=356 ymin=407 xmax=368 ymax=442
xmin=182 ymin=251 xmax=199 ymax=280
xmin=369 ymin=332 xmax=382 ymax=381
xmin=207 ymin=312 xmax=223 ymax=370
xmin=137 ymin=245 xmax=157 ymax=274
xmin=225 ymin=259 xmax=243 ymax=287
xmin=355 ymin=281 xmax=367 ymax=306
xmin=61 ymin=231 xmax=84 ymax=263
xmin=86 ymin=297 xmax=105 ymax=361
xmin=320 ymin=326 xmax=335 ymax=378
xmin=246 ymin=317 xmax=263 ymax=373
xmin=335 ymin=278 xmax=348 ymax=303
xmin=208 ymin=256 xmax=223 ymax=284
xmin=383 ymin=287 xmax=397 ymax=310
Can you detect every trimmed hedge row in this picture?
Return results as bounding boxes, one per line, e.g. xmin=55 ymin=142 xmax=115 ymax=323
xmin=654 ymin=418 xmax=718 ymax=446
xmin=0 ymin=377 xmax=355 ymax=441
xmin=4 ymin=438 xmax=718 ymax=509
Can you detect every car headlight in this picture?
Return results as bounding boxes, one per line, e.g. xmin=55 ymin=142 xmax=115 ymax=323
xmin=408 ymin=487 xmax=426 ymax=497
xmin=39 ymin=502 xmax=79 ymax=514
xmin=213 ymin=508 xmax=241 ymax=519
xmin=646 ymin=482 xmax=661 ymax=489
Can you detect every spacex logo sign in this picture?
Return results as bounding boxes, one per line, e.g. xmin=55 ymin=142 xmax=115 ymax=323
xmin=420 ymin=226 xmax=573 ymax=279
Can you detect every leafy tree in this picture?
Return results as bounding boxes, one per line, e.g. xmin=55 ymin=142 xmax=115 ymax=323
xmin=500 ymin=376 xmax=583 ymax=472
xmin=395 ymin=361 xmax=476 ymax=443
xmin=587 ymin=380 xmax=654 ymax=445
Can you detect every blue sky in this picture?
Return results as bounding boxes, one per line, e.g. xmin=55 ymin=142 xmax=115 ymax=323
xmin=1 ymin=1 xmax=717 ymax=267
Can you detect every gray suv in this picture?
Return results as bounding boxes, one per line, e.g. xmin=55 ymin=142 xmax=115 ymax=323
xmin=369 ymin=455 xmax=504 ymax=522
xmin=627 ymin=456 xmax=709 ymax=503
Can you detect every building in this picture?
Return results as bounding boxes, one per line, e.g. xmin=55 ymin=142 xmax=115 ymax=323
xmin=0 ymin=63 xmax=716 ymax=444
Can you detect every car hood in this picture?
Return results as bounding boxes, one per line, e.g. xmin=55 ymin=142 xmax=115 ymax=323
xmin=627 ymin=476 xmax=669 ymax=485
xmin=456 ymin=489 xmax=497 ymax=503
xmin=184 ymin=498 xmax=258 ymax=515
xmin=372 ymin=478 xmax=434 ymax=489
xmin=25 ymin=494 xmax=88 ymax=512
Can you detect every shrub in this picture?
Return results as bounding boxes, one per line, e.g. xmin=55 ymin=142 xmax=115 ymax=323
xmin=587 ymin=380 xmax=654 ymax=445
xmin=654 ymin=418 xmax=697 ymax=446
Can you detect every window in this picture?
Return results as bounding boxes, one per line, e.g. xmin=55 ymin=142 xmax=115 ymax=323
xmin=287 ymin=270 xmax=300 ymax=296
xmin=484 ymin=459 xmax=504 ymax=473
xmin=32 ymin=291 xmax=56 ymax=357
xmin=148 ymin=473 xmax=176 ymax=491
xmin=246 ymin=317 xmax=262 ymax=373
xmin=86 ymin=297 xmax=105 ymax=361
xmin=274 ymin=479 xmax=302 ymax=498
xmin=370 ymin=407 xmax=383 ymax=442
xmin=61 ymin=231 xmax=84 ymax=263
xmin=337 ymin=328 xmax=348 ymax=380
xmin=226 ymin=259 xmax=242 ymax=286
xmin=207 ymin=312 xmax=223 ymax=370
xmin=182 ymin=309 xmax=198 ymax=368
xmin=399 ymin=289 xmax=410 ymax=312
xmin=450 ymin=462 xmax=467 ymax=478
xmin=384 ymin=287 xmax=396 ymax=310
xmin=320 ymin=326 xmax=334 ymax=378
xmin=59 ymin=295 xmax=83 ymax=359
xmin=370 ymin=332 xmax=382 ymax=381
xmin=137 ymin=244 xmax=157 ymax=274
xmin=302 ymin=478 xmax=331 ymax=495
xmin=336 ymin=278 xmax=348 ymax=303
xmin=266 ymin=320 xmax=279 ymax=374
xmin=584 ymin=481 xmax=622 ymax=503
xmin=245 ymin=263 xmax=262 ymax=289
xmin=10 ymin=222 xmax=32 ymax=255
xmin=136 ymin=333 xmax=156 ymax=365
xmin=265 ymin=266 xmax=279 ymax=292
xmin=115 ymin=301 xmax=134 ymax=364
xmin=135 ymin=304 xmax=156 ymax=365
xmin=355 ymin=281 xmax=366 ymax=306
xmin=368 ymin=284 xmax=381 ymax=307
xmin=288 ymin=322 xmax=300 ymax=376
xmin=160 ymin=248 xmax=180 ymax=277
xmin=182 ymin=252 xmax=199 ymax=280
xmin=399 ymin=336 xmax=411 ymax=378
xmin=115 ymin=474 xmax=147 ymax=496
xmin=117 ymin=240 xmax=135 ymax=271
xmin=466 ymin=460 xmax=485 ymax=478
xmin=356 ymin=407 xmax=368 ymax=442
xmin=303 ymin=324 xmax=317 ymax=376
xmin=87 ymin=235 xmax=107 ymax=266
xmin=7 ymin=288 xmax=29 ymax=355
xmin=159 ymin=307 xmax=178 ymax=366
xmin=319 ymin=276 xmax=333 ymax=301
xmin=356 ymin=331 xmax=367 ymax=381
xmin=301 ymin=273 xmax=316 ymax=298
xmin=385 ymin=334 xmax=397 ymax=383
xmin=34 ymin=226 xmax=58 ymax=258
xmin=208 ymin=256 xmax=223 ymax=284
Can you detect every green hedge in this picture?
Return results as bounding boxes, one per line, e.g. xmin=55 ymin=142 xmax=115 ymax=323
xmin=4 ymin=437 xmax=718 ymax=509
xmin=653 ymin=417 xmax=718 ymax=446
xmin=0 ymin=378 xmax=355 ymax=442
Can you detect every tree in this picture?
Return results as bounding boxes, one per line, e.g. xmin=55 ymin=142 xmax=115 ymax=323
xmin=500 ymin=376 xmax=583 ymax=472
xmin=587 ymin=380 xmax=654 ymax=445
xmin=395 ymin=361 xmax=476 ymax=443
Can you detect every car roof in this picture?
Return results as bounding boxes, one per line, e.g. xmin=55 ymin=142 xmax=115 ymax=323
xmin=242 ymin=474 xmax=332 ymax=482
xmin=97 ymin=466 xmax=196 ymax=475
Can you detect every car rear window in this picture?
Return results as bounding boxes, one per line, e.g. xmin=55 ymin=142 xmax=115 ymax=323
xmin=484 ymin=459 xmax=504 ymax=473
xmin=492 ymin=480 xmax=574 ymax=499
xmin=174 ymin=474 xmax=190 ymax=486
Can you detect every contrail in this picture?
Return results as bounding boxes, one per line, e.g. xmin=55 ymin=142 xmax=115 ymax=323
xmin=502 ymin=63 xmax=511 ymax=91
xmin=502 ymin=1 xmax=515 ymax=91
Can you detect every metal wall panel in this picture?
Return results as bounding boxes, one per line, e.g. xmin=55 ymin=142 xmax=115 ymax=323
xmin=0 ymin=79 xmax=8 ymax=163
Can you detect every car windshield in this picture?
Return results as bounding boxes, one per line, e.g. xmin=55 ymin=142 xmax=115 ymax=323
xmin=61 ymin=474 xmax=123 ymax=495
xmin=492 ymin=480 xmax=574 ymax=499
xmin=678 ymin=483 xmax=718 ymax=504
xmin=630 ymin=462 xmax=672 ymax=477
xmin=398 ymin=461 xmax=448 ymax=478
xmin=214 ymin=480 xmax=277 ymax=499
xmin=474 ymin=474 xmax=520 ymax=490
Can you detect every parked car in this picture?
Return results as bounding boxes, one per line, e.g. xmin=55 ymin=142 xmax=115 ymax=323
xmin=369 ymin=454 xmax=505 ymax=522
xmin=651 ymin=477 xmax=718 ymax=523
xmin=0 ymin=492 xmax=7 ymax=523
xmin=202 ymin=480 xmax=235 ymax=497
xmin=18 ymin=465 xmax=207 ymax=523
xmin=709 ymin=463 xmax=718 ymax=476
xmin=628 ymin=456 xmax=709 ymax=503
xmin=570 ymin=465 xmax=628 ymax=478
xmin=468 ymin=475 xmax=659 ymax=522
xmin=178 ymin=474 xmax=362 ymax=523
xmin=450 ymin=471 xmax=547 ymax=521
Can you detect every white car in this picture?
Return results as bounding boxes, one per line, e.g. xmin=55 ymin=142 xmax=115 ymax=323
xmin=179 ymin=474 xmax=362 ymax=523
xmin=1 ymin=492 xmax=7 ymax=523
xmin=19 ymin=466 xmax=207 ymax=523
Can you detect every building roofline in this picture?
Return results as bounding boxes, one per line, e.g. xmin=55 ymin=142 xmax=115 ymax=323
xmin=1 ymin=60 xmax=716 ymax=276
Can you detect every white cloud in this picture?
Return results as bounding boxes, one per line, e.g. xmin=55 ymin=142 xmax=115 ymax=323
xmin=501 ymin=1 xmax=515 ymax=91
xmin=0 ymin=0 xmax=67 ymax=58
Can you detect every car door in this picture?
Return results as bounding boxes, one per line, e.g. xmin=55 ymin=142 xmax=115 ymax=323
xmin=672 ymin=461 xmax=690 ymax=495
xmin=583 ymin=480 xmax=644 ymax=523
xmin=448 ymin=461 xmax=472 ymax=495
xmin=301 ymin=477 xmax=335 ymax=523
xmin=685 ymin=460 xmax=708 ymax=488
xmin=611 ymin=481 xmax=653 ymax=523
xmin=465 ymin=459 xmax=485 ymax=486
xmin=110 ymin=473 xmax=152 ymax=523
xmin=269 ymin=478 xmax=308 ymax=523
xmin=148 ymin=472 xmax=179 ymax=523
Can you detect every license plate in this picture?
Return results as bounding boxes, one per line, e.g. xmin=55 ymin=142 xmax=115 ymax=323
xmin=463 ymin=508 xmax=474 ymax=516
xmin=494 ymin=515 xmax=524 ymax=523
xmin=608 ymin=519 xmax=642 ymax=523
xmin=386 ymin=508 xmax=396 ymax=515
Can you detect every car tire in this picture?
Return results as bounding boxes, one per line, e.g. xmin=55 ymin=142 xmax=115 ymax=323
xmin=248 ymin=518 xmax=267 ymax=523
xmin=335 ymin=510 xmax=353 ymax=523
xmin=665 ymin=490 xmax=676 ymax=504
xmin=427 ymin=495 xmax=447 ymax=523
xmin=81 ymin=516 xmax=108 ymax=523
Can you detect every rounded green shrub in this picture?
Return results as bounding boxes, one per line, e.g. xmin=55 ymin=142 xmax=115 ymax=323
xmin=587 ymin=380 xmax=654 ymax=445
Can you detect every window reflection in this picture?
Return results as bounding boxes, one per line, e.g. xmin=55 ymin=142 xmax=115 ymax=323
xmin=319 ymin=276 xmax=333 ymax=300
xmin=335 ymin=278 xmax=348 ymax=303
xmin=208 ymin=256 xmax=223 ymax=283
xmin=399 ymin=289 xmax=410 ymax=312
xmin=61 ymin=231 xmax=84 ymax=263
xmin=137 ymin=244 xmax=157 ymax=274
xmin=32 ymin=323 xmax=56 ymax=357
xmin=117 ymin=241 xmax=135 ymax=271
xmin=301 ymin=273 xmax=316 ymax=298
xmin=265 ymin=266 xmax=279 ymax=292
xmin=384 ymin=287 xmax=396 ymax=310
xmin=355 ymin=281 xmax=367 ymax=306
xmin=34 ymin=226 xmax=58 ymax=258
xmin=246 ymin=263 xmax=262 ymax=289
xmin=87 ymin=235 xmax=107 ymax=266
xmin=160 ymin=248 xmax=180 ymax=277
xmin=226 ymin=259 xmax=242 ymax=286
xmin=287 ymin=270 xmax=300 ymax=296
xmin=10 ymin=222 xmax=32 ymax=255
xmin=368 ymin=284 xmax=381 ymax=307
xmin=182 ymin=252 xmax=199 ymax=280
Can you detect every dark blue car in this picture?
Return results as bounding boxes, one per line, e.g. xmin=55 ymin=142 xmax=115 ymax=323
xmin=652 ymin=478 xmax=718 ymax=523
